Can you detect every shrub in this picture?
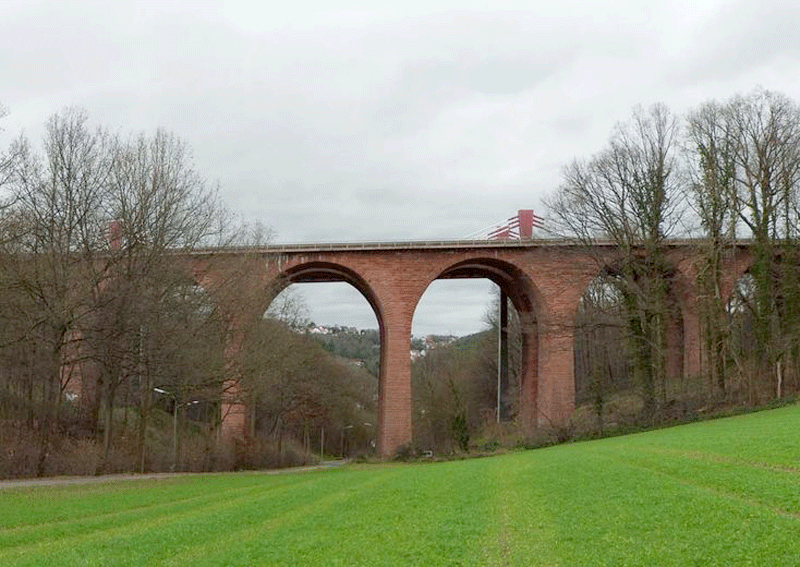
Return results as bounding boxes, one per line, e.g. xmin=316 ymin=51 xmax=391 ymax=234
xmin=392 ymin=443 xmax=414 ymax=461
xmin=233 ymin=436 xmax=314 ymax=471
xmin=450 ymin=411 xmax=470 ymax=453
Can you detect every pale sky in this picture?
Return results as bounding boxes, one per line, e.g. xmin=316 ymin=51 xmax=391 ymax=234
xmin=3 ymin=1 xmax=800 ymax=336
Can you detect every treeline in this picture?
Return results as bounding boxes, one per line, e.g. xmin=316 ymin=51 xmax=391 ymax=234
xmin=4 ymin=89 xmax=800 ymax=469
xmin=0 ymin=108 xmax=374 ymax=478
xmin=548 ymin=88 xmax=800 ymax=431
xmin=310 ymin=327 xmax=381 ymax=377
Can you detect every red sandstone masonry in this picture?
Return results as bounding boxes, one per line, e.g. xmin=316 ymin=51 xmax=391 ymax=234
xmin=187 ymin=242 xmax=755 ymax=457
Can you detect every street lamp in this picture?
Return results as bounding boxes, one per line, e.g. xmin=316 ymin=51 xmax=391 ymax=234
xmin=363 ymin=422 xmax=375 ymax=449
xmin=154 ymin=387 xmax=198 ymax=472
xmin=341 ymin=424 xmax=354 ymax=457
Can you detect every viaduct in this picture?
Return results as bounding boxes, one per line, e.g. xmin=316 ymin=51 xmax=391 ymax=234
xmin=189 ymin=239 xmax=752 ymax=457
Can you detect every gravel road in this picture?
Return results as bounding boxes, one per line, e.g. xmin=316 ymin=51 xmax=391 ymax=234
xmin=0 ymin=460 xmax=347 ymax=490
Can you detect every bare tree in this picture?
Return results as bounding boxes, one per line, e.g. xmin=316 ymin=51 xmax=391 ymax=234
xmin=685 ymin=100 xmax=739 ymax=399
xmin=546 ymin=104 xmax=684 ymax=420
xmin=266 ymin=286 xmax=311 ymax=329
xmin=89 ymin=128 xmax=231 ymax=470
xmin=0 ymin=103 xmax=14 ymax=195
xmin=573 ymin=276 xmax=632 ymax=433
xmin=237 ymin=318 xmax=376 ymax=461
xmin=726 ymin=89 xmax=800 ymax=398
xmin=0 ymin=108 xmax=113 ymax=475
xmin=0 ymin=107 xmax=244 ymax=474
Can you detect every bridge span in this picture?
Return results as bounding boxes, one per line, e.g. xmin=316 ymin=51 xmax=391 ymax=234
xmin=189 ymin=239 xmax=752 ymax=457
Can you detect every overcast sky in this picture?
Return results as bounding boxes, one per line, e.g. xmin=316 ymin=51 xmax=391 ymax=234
xmin=3 ymin=1 xmax=800 ymax=335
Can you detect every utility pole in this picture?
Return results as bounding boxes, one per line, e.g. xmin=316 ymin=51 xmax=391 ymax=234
xmin=497 ymin=287 xmax=509 ymax=423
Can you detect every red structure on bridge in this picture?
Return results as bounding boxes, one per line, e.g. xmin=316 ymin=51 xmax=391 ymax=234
xmin=487 ymin=209 xmax=544 ymax=240
xmin=189 ymin=238 xmax=752 ymax=457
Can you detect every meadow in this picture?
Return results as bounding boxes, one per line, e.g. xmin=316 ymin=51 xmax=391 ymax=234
xmin=1 ymin=405 xmax=799 ymax=566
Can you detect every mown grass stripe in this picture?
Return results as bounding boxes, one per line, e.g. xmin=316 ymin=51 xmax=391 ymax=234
xmin=0 ymin=473 xmax=329 ymax=565
xmin=481 ymin=454 xmax=560 ymax=567
xmin=0 ymin=473 xmax=285 ymax=527
xmin=161 ymin=467 xmax=398 ymax=566
xmin=639 ymin=446 xmax=800 ymax=474
xmin=609 ymin=448 xmax=800 ymax=519
xmin=0 ymin=474 xmax=309 ymax=542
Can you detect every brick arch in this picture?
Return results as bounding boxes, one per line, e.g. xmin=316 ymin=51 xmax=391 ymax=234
xmin=668 ymin=251 xmax=752 ymax=382
xmin=434 ymin=257 xmax=545 ymax=319
xmin=274 ymin=261 xmax=386 ymax=332
xmin=266 ymin=263 xmax=387 ymax=406
xmin=720 ymin=252 xmax=757 ymax=306
xmin=268 ymin=259 xmax=411 ymax=454
xmin=571 ymin=269 xmax=628 ymax=401
xmin=415 ymin=257 xmax=544 ymax=430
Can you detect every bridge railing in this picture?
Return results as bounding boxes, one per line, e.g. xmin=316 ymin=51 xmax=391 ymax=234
xmin=184 ymin=237 xmax=743 ymax=256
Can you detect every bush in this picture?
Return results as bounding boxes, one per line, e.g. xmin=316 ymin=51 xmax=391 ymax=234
xmin=477 ymin=437 xmax=500 ymax=452
xmin=0 ymin=423 xmax=39 ymax=479
xmin=233 ymin=436 xmax=314 ymax=471
xmin=392 ymin=443 xmax=416 ymax=461
xmin=450 ymin=412 xmax=470 ymax=453
xmin=0 ymin=423 xmax=105 ymax=479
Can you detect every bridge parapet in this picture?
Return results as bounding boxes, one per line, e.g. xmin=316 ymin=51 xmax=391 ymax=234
xmin=186 ymin=237 xmax=752 ymax=257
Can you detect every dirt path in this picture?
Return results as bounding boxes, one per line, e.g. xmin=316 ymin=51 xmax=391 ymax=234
xmin=0 ymin=460 xmax=347 ymax=491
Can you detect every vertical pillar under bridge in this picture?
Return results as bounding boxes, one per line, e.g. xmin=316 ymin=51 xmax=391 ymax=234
xmin=377 ymin=307 xmax=413 ymax=457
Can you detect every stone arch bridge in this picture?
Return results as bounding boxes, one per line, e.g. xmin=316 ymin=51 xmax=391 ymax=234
xmin=187 ymin=239 xmax=752 ymax=457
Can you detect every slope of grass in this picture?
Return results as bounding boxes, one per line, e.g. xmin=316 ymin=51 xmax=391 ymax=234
xmin=1 ymin=405 xmax=799 ymax=566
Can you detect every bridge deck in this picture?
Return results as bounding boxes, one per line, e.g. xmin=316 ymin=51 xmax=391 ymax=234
xmin=189 ymin=237 xmax=721 ymax=256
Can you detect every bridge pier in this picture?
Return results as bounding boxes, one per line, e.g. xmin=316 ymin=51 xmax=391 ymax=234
xmin=377 ymin=313 xmax=413 ymax=456
xmin=534 ymin=323 xmax=576 ymax=430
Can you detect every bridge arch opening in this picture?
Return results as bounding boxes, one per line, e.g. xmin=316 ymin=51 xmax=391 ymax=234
xmin=573 ymin=264 xmax=685 ymax=429
xmin=721 ymin=251 xmax=800 ymax=403
xmin=724 ymin=269 xmax=798 ymax=401
xmin=573 ymin=274 xmax=633 ymax=427
xmin=727 ymin=272 xmax=757 ymax=363
xmin=275 ymin=261 xmax=385 ymax=331
xmin=242 ymin=261 xmax=382 ymax=457
xmin=410 ymin=258 xmax=541 ymax=453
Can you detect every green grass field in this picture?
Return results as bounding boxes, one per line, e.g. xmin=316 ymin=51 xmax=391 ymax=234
xmin=2 ymin=405 xmax=799 ymax=566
